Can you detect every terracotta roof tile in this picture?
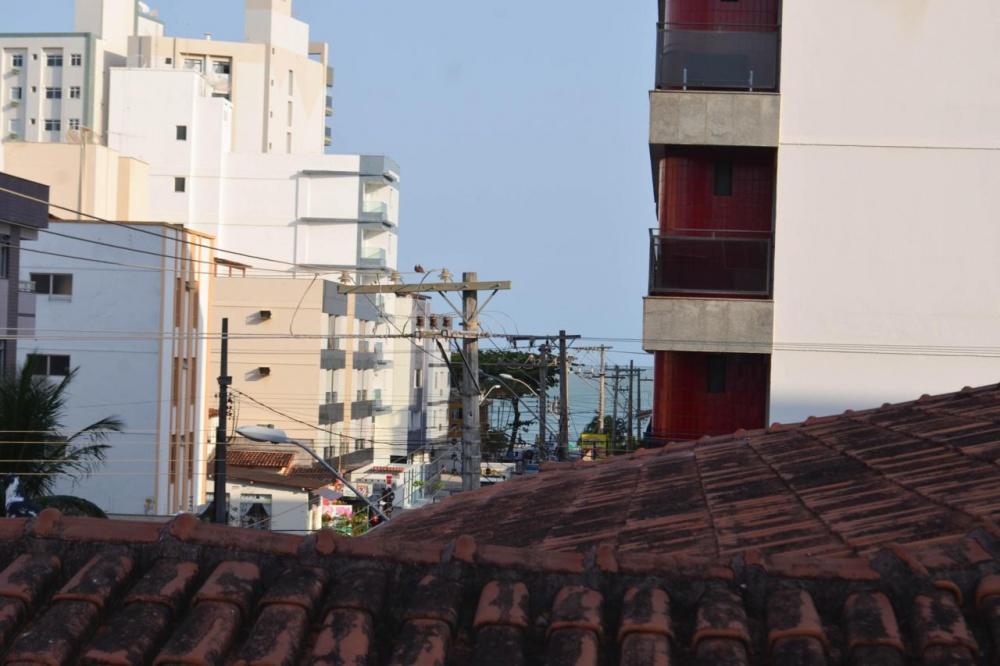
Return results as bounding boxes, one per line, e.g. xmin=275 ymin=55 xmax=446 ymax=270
xmin=0 ymin=510 xmax=996 ymax=663
xmin=379 ymin=383 xmax=1000 ymax=561
xmin=226 ymin=450 xmax=294 ymax=469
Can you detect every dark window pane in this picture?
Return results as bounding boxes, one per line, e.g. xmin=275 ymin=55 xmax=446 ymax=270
xmin=174 ymin=177 xmax=186 ymax=193
xmin=26 ymin=354 xmax=47 ymax=376
xmin=49 ymin=356 xmax=71 ymax=376
xmin=714 ymin=161 xmax=733 ymax=197
xmin=176 ymin=125 xmax=187 ymax=141
xmin=52 ymin=274 xmax=72 ymax=296
xmin=707 ymin=355 xmax=728 ymax=394
xmin=31 ymin=273 xmax=50 ymax=294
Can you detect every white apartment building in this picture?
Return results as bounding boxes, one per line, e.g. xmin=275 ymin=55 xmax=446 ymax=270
xmin=17 ymin=220 xmax=212 ymax=515
xmin=0 ymin=0 xmax=164 ymax=144
xmin=645 ymin=0 xmax=1000 ymax=440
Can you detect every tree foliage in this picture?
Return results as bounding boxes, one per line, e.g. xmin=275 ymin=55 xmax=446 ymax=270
xmin=0 ymin=365 xmax=123 ymax=500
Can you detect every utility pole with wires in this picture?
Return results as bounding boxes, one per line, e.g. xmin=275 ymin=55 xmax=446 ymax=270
xmin=213 ymin=318 xmax=231 ymax=524
xmin=611 ymin=365 xmax=620 ymax=452
xmin=558 ymin=330 xmax=570 ymax=460
xmin=537 ymin=343 xmax=550 ymax=452
xmin=337 ymin=273 xmax=512 ymax=493
xmin=577 ymin=345 xmax=612 ymax=434
xmin=508 ymin=332 xmax=581 ymax=459
xmin=627 ymin=360 xmax=635 ymax=448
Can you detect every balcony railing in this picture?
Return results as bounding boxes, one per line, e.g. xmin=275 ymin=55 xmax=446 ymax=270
xmin=362 ymin=200 xmax=388 ymax=215
xmin=359 ymin=247 xmax=387 ymax=269
xmin=655 ymin=23 xmax=780 ymax=92
xmin=648 ymin=229 xmax=772 ymax=296
xmin=325 ymin=95 xmax=333 ymax=117
xmin=324 ymin=126 xmax=332 ymax=147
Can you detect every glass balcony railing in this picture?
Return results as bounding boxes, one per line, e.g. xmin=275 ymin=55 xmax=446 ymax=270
xmin=362 ymin=200 xmax=389 ymax=215
xmin=656 ymin=23 xmax=780 ymax=92
xmin=648 ymin=229 xmax=772 ymax=296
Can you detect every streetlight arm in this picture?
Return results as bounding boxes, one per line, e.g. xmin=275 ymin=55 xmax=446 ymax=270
xmin=288 ymin=439 xmax=392 ymax=523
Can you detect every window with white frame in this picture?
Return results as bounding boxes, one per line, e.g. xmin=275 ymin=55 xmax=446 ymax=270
xmin=68 ymin=118 xmax=80 ymax=130
xmin=11 ymin=54 xmax=23 ymax=68
xmin=26 ymin=354 xmax=71 ymax=377
xmin=70 ymin=53 xmax=82 ymax=66
xmin=31 ymin=273 xmax=72 ymax=296
xmin=44 ymin=119 xmax=60 ymax=132
xmin=183 ymin=57 xmax=203 ymax=72
xmin=46 ymin=53 xmax=63 ymax=67
xmin=69 ymin=86 xmax=81 ymax=99
xmin=238 ymin=493 xmax=272 ymax=530
xmin=211 ymin=60 xmax=230 ymax=75
xmin=10 ymin=87 xmax=21 ymax=101
xmin=45 ymin=87 xmax=61 ymax=99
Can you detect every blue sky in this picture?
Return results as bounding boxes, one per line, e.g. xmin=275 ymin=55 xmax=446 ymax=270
xmin=9 ymin=0 xmax=657 ymax=363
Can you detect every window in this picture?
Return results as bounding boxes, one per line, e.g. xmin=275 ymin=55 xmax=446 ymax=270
xmin=68 ymin=118 xmax=80 ymax=130
xmin=11 ymin=54 xmax=23 ymax=68
xmin=26 ymin=354 xmax=71 ymax=377
xmin=286 ymin=132 xmax=292 ymax=154
xmin=46 ymin=54 xmax=63 ymax=67
xmin=183 ymin=58 xmax=203 ymax=72
xmin=44 ymin=119 xmax=60 ymax=132
xmin=45 ymin=87 xmax=62 ymax=99
xmin=288 ymin=69 xmax=294 ymax=95
xmin=10 ymin=87 xmax=21 ymax=101
xmin=31 ymin=273 xmax=73 ymax=296
xmin=211 ymin=60 xmax=230 ymax=75
xmin=706 ymin=355 xmax=728 ymax=394
xmin=165 ymin=57 xmax=173 ymax=65
xmin=0 ymin=235 xmax=8 ymax=278
xmin=70 ymin=53 xmax=82 ymax=66
xmin=414 ymin=368 xmax=423 ymax=389
xmin=69 ymin=86 xmax=81 ymax=99
xmin=238 ymin=493 xmax=272 ymax=530
xmin=354 ymin=438 xmax=365 ymax=452
xmin=713 ymin=161 xmax=733 ymax=197
xmin=176 ymin=125 xmax=187 ymax=141
xmin=174 ymin=177 xmax=186 ymax=193
xmin=287 ymin=101 xmax=292 ymax=125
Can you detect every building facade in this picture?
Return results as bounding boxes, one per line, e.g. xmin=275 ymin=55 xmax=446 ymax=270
xmin=17 ymin=220 xmax=212 ymax=515
xmin=645 ymin=0 xmax=1000 ymax=440
xmin=0 ymin=172 xmax=49 ymax=376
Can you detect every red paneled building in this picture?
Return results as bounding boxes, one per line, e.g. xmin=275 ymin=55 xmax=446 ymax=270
xmin=645 ymin=0 xmax=781 ymax=441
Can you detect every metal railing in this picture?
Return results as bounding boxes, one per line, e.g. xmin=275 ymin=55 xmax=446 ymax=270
xmin=655 ymin=23 xmax=780 ymax=92
xmin=362 ymin=200 xmax=388 ymax=215
xmin=648 ymin=229 xmax=772 ymax=296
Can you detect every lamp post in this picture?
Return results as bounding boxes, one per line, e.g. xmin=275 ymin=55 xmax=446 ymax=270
xmin=235 ymin=425 xmax=391 ymax=523
xmin=490 ymin=372 xmax=557 ymax=459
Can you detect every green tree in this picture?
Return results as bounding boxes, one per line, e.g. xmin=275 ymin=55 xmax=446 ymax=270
xmin=0 ymin=365 xmax=123 ymax=513
xmin=584 ymin=415 xmax=629 ymax=451
xmin=452 ymin=349 xmax=560 ymax=456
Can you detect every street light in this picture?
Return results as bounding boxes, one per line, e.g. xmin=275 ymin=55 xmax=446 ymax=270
xmin=498 ymin=373 xmax=538 ymax=396
xmin=487 ymin=371 xmax=557 ymax=459
xmin=235 ymin=425 xmax=391 ymax=524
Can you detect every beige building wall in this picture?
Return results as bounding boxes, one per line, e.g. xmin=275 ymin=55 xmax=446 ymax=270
xmin=208 ymin=276 xmax=327 ymax=447
xmin=2 ymin=141 xmax=149 ymax=220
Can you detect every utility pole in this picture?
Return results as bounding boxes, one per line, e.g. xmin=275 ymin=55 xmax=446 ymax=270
xmin=213 ymin=318 xmax=231 ymax=524
xmin=627 ymin=360 xmax=635 ymax=449
xmin=611 ymin=366 xmax=620 ymax=452
xmin=461 ymin=272 xmax=481 ymax=491
xmin=338 ymin=275 xmax=511 ymax=494
xmin=557 ymin=330 xmax=570 ymax=460
xmin=597 ymin=346 xmax=607 ymax=434
xmin=635 ymin=367 xmax=643 ymax=446
xmin=537 ymin=343 xmax=550 ymax=454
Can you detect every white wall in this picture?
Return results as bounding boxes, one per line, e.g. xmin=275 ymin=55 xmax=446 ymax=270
xmin=771 ymin=0 xmax=1000 ymax=422
xmin=18 ymin=224 xmax=170 ymax=514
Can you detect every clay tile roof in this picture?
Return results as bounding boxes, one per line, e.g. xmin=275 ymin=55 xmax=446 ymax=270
xmin=226 ymin=450 xmax=294 ymax=470
xmin=0 ymin=509 xmax=998 ymax=664
xmin=378 ymin=382 xmax=1000 ymax=560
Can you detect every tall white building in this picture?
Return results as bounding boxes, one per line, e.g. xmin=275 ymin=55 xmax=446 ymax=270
xmin=644 ymin=0 xmax=1000 ymax=440
xmin=1 ymin=0 xmax=443 ymax=518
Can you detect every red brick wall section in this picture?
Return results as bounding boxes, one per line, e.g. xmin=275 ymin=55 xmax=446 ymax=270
xmin=664 ymin=0 xmax=780 ymax=27
xmin=658 ymin=152 xmax=775 ymax=237
xmin=652 ymin=351 xmax=769 ymax=441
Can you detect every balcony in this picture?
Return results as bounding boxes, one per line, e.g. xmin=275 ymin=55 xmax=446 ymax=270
xmin=352 ymin=400 xmax=374 ymax=420
xmin=656 ymin=23 xmax=780 ymax=92
xmin=325 ymin=95 xmax=333 ymax=117
xmin=326 ymin=66 xmax=334 ymax=88
xmin=649 ymin=229 xmax=771 ymax=297
xmin=324 ymin=126 xmax=332 ymax=147
xmin=319 ymin=402 xmax=344 ymax=425
xmin=359 ymin=246 xmax=387 ymax=270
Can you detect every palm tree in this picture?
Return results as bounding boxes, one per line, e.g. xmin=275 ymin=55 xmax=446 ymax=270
xmin=0 ymin=364 xmax=122 ymax=515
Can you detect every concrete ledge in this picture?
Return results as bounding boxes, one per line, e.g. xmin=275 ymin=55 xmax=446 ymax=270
xmin=643 ymin=296 xmax=773 ymax=354
xmin=649 ymin=90 xmax=780 ymax=147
